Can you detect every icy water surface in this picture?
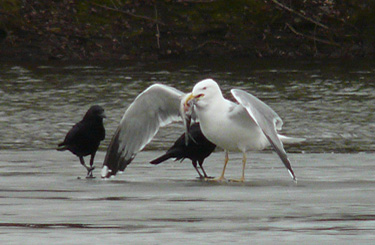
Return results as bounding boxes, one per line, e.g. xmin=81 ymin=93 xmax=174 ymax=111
xmin=1 ymin=59 xmax=375 ymax=152
xmin=1 ymin=59 xmax=375 ymax=243
xmin=1 ymin=151 xmax=375 ymax=244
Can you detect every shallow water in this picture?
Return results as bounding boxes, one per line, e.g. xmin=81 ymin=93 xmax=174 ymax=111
xmin=1 ymin=59 xmax=375 ymax=243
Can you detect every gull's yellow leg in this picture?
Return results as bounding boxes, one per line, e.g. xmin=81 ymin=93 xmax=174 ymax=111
xmin=229 ymin=152 xmax=246 ymax=182
xmin=210 ymin=151 xmax=229 ymax=181
xmin=241 ymin=152 xmax=246 ymax=182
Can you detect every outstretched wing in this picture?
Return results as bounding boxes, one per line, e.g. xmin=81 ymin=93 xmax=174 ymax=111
xmin=231 ymin=89 xmax=296 ymax=181
xmin=102 ymin=84 xmax=185 ymax=178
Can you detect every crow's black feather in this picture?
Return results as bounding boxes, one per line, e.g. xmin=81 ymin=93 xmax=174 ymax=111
xmin=57 ymin=105 xmax=106 ymax=177
xmin=150 ymin=123 xmax=216 ymax=178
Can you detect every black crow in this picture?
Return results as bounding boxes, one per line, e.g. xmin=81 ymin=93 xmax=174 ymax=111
xmin=150 ymin=123 xmax=216 ymax=178
xmin=57 ymin=105 xmax=106 ymax=178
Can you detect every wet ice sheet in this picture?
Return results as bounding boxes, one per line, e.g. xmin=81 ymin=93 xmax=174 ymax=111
xmin=1 ymin=150 xmax=375 ymax=244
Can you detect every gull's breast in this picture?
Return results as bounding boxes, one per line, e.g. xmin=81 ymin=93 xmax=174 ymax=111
xmin=197 ymin=104 xmax=269 ymax=152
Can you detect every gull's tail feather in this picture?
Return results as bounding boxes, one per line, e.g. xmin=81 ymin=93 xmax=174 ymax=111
xmin=278 ymin=135 xmax=306 ymax=144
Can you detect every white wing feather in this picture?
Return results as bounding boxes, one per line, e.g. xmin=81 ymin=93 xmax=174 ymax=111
xmin=102 ymin=84 xmax=185 ymax=177
xmin=231 ymin=89 xmax=296 ymax=181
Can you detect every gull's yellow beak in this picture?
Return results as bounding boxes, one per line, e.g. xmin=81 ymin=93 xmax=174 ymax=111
xmin=184 ymin=92 xmax=204 ymax=109
xmin=184 ymin=93 xmax=196 ymax=108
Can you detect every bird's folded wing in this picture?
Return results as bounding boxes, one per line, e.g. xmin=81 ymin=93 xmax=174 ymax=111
xmin=102 ymin=84 xmax=185 ymax=177
xmin=231 ymin=89 xmax=296 ymax=181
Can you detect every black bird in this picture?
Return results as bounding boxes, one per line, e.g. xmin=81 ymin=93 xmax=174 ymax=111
xmin=150 ymin=123 xmax=216 ymax=178
xmin=57 ymin=105 xmax=106 ymax=178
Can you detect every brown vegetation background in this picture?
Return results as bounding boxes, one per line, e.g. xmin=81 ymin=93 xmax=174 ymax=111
xmin=1 ymin=0 xmax=374 ymax=61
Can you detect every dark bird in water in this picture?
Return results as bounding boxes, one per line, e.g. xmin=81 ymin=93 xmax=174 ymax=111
xmin=57 ymin=105 xmax=106 ymax=178
xmin=150 ymin=123 xmax=216 ymax=178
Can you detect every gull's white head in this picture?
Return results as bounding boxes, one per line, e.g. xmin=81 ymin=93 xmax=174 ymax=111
xmin=192 ymin=78 xmax=221 ymax=99
xmin=184 ymin=79 xmax=223 ymax=108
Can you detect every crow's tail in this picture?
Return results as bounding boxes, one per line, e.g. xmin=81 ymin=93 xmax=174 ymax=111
xmin=56 ymin=143 xmax=67 ymax=151
xmin=150 ymin=153 xmax=173 ymax=165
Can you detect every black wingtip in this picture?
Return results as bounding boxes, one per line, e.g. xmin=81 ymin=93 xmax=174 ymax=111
xmin=288 ymin=169 xmax=297 ymax=183
xmin=263 ymin=133 xmax=297 ymax=182
xmin=102 ymin=129 xmax=122 ymax=176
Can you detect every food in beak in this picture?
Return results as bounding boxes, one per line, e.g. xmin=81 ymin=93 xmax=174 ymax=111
xmin=181 ymin=93 xmax=197 ymax=146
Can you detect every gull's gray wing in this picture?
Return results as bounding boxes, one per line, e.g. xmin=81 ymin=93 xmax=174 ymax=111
xmin=102 ymin=84 xmax=185 ymax=178
xmin=231 ymin=89 xmax=296 ymax=181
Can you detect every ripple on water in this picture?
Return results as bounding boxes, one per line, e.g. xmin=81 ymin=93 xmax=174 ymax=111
xmin=0 ymin=60 xmax=375 ymax=152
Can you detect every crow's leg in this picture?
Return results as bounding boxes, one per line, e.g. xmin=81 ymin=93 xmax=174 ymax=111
xmin=199 ymin=160 xmax=213 ymax=179
xmin=192 ymin=160 xmax=204 ymax=179
xmin=79 ymin=156 xmax=91 ymax=176
xmin=86 ymin=153 xmax=96 ymax=178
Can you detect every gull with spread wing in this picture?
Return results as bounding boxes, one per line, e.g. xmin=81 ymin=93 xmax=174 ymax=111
xmin=183 ymin=79 xmax=304 ymax=182
xmin=102 ymin=79 xmax=303 ymax=181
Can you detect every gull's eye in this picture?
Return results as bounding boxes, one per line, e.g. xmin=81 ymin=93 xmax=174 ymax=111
xmin=202 ymin=86 xmax=207 ymax=90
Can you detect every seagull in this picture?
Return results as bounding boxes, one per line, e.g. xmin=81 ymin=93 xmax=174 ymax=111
xmin=150 ymin=122 xmax=216 ymax=178
xmin=101 ymin=80 xmax=303 ymax=181
xmin=183 ymin=79 xmax=303 ymax=182
xmin=57 ymin=105 xmax=106 ymax=178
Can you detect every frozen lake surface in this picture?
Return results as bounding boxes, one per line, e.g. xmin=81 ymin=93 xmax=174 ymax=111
xmin=1 ymin=60 xmax=375 ymax=243
xmin=1 ymin=150 xmax=375 ymax=244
